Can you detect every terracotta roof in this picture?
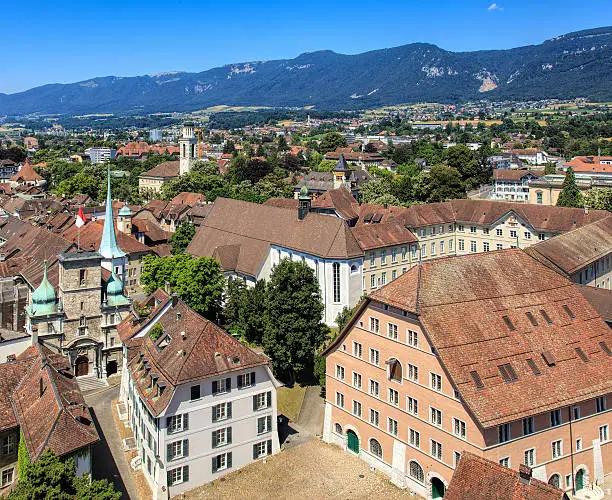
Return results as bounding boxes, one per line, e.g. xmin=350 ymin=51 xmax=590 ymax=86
xmin=170 ymin=192 xmax=206 ymax=206
xmin=187 ymin=198 xmax=363 ymax=277
xmin=132 ymin=217 xmax=171 ymax=243
xmin=7 ymin=344 xmax=98 ymax=459
xmin=140 ymin=161 xmax=180 ymax=179
xmin=61 ymin=219 xmax=152 ymax=255
xmin=445 ymin=452 xmax=566 ymax=500
xmin=493 ymin=169 xmax=542 ymax=181
xmin=324 ymin=151 xmax=385 ymax=162
xmin=565 ymin=155 xmax=612 ymax=174
xmin=122 ymin=291 xmax=269 ymax=416
xmin=524 ymin=216 xmax=612 ymax=276
xmin=575 ymin=285 xmax=612 ymax=323
xmin=311 ymin=186 xmax=359 ymax=220
xmin=355 ymin=203 xmax=410 ymax=226
xmin=351 ymin=222 xmax=417 ymax=250
xmin=10 ymin=159 xmax=43 ymax=182
xmin=367 ymin=249 xmax=612 ymax=427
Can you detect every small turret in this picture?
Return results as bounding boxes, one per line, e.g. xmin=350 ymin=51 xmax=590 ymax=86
xmin=298 ymin=186 xmax=310 ymax=220
xmin=105 ymin=272 xmax=130 ymax=307
xmin=27 ymin=261 xmax=57 ymax=317
xmin=117 ymin=203 xmax=132 ymax=234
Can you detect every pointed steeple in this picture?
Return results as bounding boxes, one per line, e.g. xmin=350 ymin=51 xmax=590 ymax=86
xmin=99 ymin=167 xmax=125 ymax=259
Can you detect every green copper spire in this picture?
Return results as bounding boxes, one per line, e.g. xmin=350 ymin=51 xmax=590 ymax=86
xmin=106 ymin=272 xmax=130 ymax=307
xmin=27 ymin=261 xmax=57 ymax=317
xmin=98 ymin=166 xmax=125 ymax=259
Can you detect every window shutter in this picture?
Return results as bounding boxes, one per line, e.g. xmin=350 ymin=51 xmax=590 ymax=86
xmin=212 ymin=380 xmax=218 ymax=394
xmin=226 ymin=377 xmax=232 ymax=392
xmin=183 ymin=413 xmax=189 ymax=430
xmin=257 ymin=417 xmax=264 ymax=434
xmin=227 ymin=402 xmax=232 ymax=419
xmin=183 ymin=465 xmax=189 ymax=483
xmin=267 ymin=415 xmax=272 ymax=432
xmin=267 ymin=439 xmax=272 ymax=455
xmin=212 ymin=405 xmax=218 ymax=422
xmin=212 ymin=457 xmax=218 ymax=473
xmin=211 ymin=430 xmax=217 ymax=449
xmin=227 ymin=452 xmax=232 ymax=469
xmin=253 ymin=444 xmax=258 ymax=460
xmin=166 ymin=416 xmax=172 ymax=431
xmin=167 ymin=470 xmax=173 ymax=486
xmin=227 ymin=427 xmax=232 ymax=444
xmin=267 ymin=391 xmax=272 ymax=408
xmin=167 ymin=443 xmax=173 ymax=461
xmin=251 ymin=372 xmax=256 ymax=385
xmin=183 ymin=439 xmax=189 ymax=458
xmin=253 ymin=395 xmax=257 ymax=411
xmin=237 ymin=375 xmax=243 ymax=389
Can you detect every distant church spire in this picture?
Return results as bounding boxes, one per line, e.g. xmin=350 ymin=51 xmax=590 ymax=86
xmin=99 ymin=167 xmax=126 ymax=259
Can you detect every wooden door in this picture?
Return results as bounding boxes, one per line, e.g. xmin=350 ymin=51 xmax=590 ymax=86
xmin=75 ymin=356 xmax=89 ymax=377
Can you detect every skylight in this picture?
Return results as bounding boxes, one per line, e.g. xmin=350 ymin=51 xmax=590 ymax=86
xmin=600 ymin=341 xmax=611 ymax=356
xmin=498 ymin=363 xmax=518 ymax=382
xmin=540 ymin=310 xmax=553 ymax=324
xmin=542 ymin=350 xmax=556 ymax=366
xmin=470 ymin=370 xmax=484 ymax=389
xmin=525 ymin=312 xmax=538 ymax=327
xmin=526 ymin=358 xmax=541 ymax=375
xmin=502 ymin=315 xmax=516 ymax=331
xmin=575 ymin=347 xmax=589 ymax=362
xmin=562 ymin=304 xmax=575 ymax=319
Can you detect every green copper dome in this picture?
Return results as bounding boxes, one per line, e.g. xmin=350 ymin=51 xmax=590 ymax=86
xmin=106 ymin=273 xmax=130 ymax=307
xmin=118 ymin=203 xmax=132 ymax=216
xmin=27 ymin=261 xmax=57 ymax=317
xmin=299 ymin=185 xmax=309 ymax=199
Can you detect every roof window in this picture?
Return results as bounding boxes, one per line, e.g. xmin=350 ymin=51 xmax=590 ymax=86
xmin=526 ymin=358 xmax=541 ymax=375
xmin=542 ymin=350 xmax=556 ymax=366
xmin=470 ymin=370 xmax=484 ymax=389
xmin=498 ymin=363 xmax=518 ymax=382
xmin=525 ymin=312 xmax=538 ymax=327
xmin=600 ymin=341 xmax=611 ymax=356
xmin=539 ymin=310 xmax=553 ymax=324
xmin=502 ymin=315 xmax=516 ymax=331
xmin=574 ymin=347 xmax=589 ymax=363
xmin=562 ymin=304 xmax=575 ymax=319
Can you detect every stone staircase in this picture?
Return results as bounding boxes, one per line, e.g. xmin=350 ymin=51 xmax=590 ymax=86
xmin=77 ymin=376 xmax=109 ymax=393
xmin=572 ymin=484 xmax=605 ymax=500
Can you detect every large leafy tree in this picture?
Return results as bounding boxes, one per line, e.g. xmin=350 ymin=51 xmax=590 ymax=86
xmin=318 ymin=132 xmax=347 ymax=154
xmin=583 ymin=188 xmax=612 ymax=211
xmin=9 ymin=449 xmax=120 ymax=500
xmin=417 ymin=165 xmax=466 ymax=202
xmin=141 ymin=254 xmax=225 ymax=321
xmin=263 ymin=260 xmax=328 ymax=383
xmin=556 ymin=167 xmax=583 ymax=208
xmin=223 ymin=279 xmax=267 ymax=344
xmin=170 ymin=222 xmax=196 ymax=254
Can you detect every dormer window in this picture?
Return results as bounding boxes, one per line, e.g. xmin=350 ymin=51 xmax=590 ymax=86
xmin=157 ymin=381 xmax=166 ymax=397
xmin=387 ymin=358 xmax=402 ymax=383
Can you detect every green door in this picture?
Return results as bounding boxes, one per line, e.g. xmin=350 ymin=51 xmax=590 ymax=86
xmin=347 ymin=430 xmax=359 ymax=454
xmin=576 ymin=469 xmax=585 ymax=490
xmin=432 ymin=478 xmax=445 ymax=499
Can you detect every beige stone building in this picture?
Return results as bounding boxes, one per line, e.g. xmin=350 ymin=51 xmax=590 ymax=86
xmin=323 ymin=250 xmax=612 ymax=499
xmin=138 ymin=161 xmax=180 ymax=194
xmin=528 ymin=174 xmax=612 ymax=206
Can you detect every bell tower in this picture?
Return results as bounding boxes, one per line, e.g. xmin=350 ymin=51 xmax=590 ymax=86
xmin=179 ymin=122 xmax=197 ymax=175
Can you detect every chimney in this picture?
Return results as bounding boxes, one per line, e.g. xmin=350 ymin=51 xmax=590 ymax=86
xmin=519 ymin=464 xmax=532 ymax=485
xmin=172 ymin=293 xmax=178 ymax=307
xmin=584 ymin=205 xmax=589 ymax=215
xmin=31 ymin=326 xmax=38 ymax=346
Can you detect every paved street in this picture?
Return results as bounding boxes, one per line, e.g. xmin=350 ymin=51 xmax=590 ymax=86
xmin=279 ymin=385 xmax=325 ymax=450
xmin=84 ymin=384 xmax=138 ymax=500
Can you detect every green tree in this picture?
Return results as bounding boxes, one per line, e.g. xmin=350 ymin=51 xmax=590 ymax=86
xmin=223 ymin=279 xmax=267 ymax=344
xmin=314 ymin=160 xmax=337 ymax=172
xmin=277 ymin=135 xmax=289 ymax=152
xmin=141 ymin=254 xmax=225 ymax=321
xmin=419 ymin=165 xmax=466 ymax=202
xmin=583 ymin=188 xmax=612 ymax=211
xmin=556 ymin=167 xmax=583 ymax=208
xmin=335 ymin=305 xmax=356 ymax=334
xmin=9 ymin=449 xmax=120 ymax=500
xmin=263 ymin=260 xmax=327 ymax=383
xmin=170 ymin=222 xmax=196 ymax=254
xmin=318 ymin=132 xmax=347 ymax=154
xmin=544 ymin=162 xmax=557 ymax=175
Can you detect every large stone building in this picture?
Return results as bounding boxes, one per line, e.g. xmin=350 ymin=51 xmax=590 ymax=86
xmin=119 ymin=290 xmax=281 ymax=499
xmin=323 ymin=249 xmax=612 ymax=499
xmin=528 ymin=173 xmax=612 ymax=206
xmin=491 ymin=168 xmax=541 ymax=202
xmin=24 ymin=170 xmax=132 ymax=378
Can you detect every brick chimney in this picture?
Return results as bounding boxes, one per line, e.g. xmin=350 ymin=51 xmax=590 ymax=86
xmin=519 ymin=464 xmax=532 ymax=485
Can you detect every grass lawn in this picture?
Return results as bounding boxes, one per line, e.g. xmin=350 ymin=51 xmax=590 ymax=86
xmin=276 ymin=384 xmax=307 ymax=421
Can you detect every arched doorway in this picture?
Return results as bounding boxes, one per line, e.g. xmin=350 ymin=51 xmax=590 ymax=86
xmin=575 ymin=469 xmax=585 ymax=491
xmin=346 ymin=430 xmax=359 ymax=454
xmin=106 ymin=360 xmax=118 ymax=376
xmin=75 ymin=355 xmax=89 ymax=377
xmin=431 ymin=477 xmax=445 ymax=499
xmin=548 ymin=474 xmax=561 ymax=488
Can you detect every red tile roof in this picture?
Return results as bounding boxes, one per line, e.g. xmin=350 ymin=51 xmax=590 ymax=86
xmin=61 ymin=219 xmax=152 ymax=255
xmin=565 ymin=155 xmax=612 ymax=174
xmin=9 ymin=159 xmax=43 ymax=183
xmin=140 ymin=161 xmax=180 ymax=179
xmin=361 ymin=250 xmax=612 ymax=427
xmin=311 ymin=186 xmax=359 ymax=220
xmin=493 ymin=169 xmax=542 ymax=181
xmin=6 ymin=344 xmax=98 ymax=459
xmin=445 ymin=452 xmax=566 ymax=500
xmin=351 ymin=222 xmax=417 ymax=250
xmin=122 ymin=291 xmax=269 ymax=415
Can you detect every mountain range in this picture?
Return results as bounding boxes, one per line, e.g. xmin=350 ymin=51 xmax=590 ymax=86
xmin=1 ymin=27 xmax=611 ymax=116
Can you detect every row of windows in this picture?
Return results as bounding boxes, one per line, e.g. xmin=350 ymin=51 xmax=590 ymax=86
xmin=189 ymin=372 xmax=258 ymax=401
xmin=499 ymin=425 xmax=610 ymax=469
xmin=497 ymin=397 xmax=607 ymax=443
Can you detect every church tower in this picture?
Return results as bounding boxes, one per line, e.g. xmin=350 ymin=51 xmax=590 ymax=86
xmin=117 ymin=203 xmax=132 ymax=235
xmin=99 ymin=167 xmax=127 ymax=282
xmin=179 ymin=122 xmax=197 ymax=175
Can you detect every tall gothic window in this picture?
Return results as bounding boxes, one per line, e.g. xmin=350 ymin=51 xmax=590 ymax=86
xmin=332 ymin=263 xmax=340 ymax=303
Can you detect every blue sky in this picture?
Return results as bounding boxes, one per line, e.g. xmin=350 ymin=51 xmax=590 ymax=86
xmin=1 ymin=0 xmax=610 ymax=94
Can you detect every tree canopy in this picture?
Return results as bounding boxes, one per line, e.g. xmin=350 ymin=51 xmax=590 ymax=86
xmin=170 ymin=222 xmax=196 ymax=254
xmin=556 ymin=167 xmax=583 ymax=208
